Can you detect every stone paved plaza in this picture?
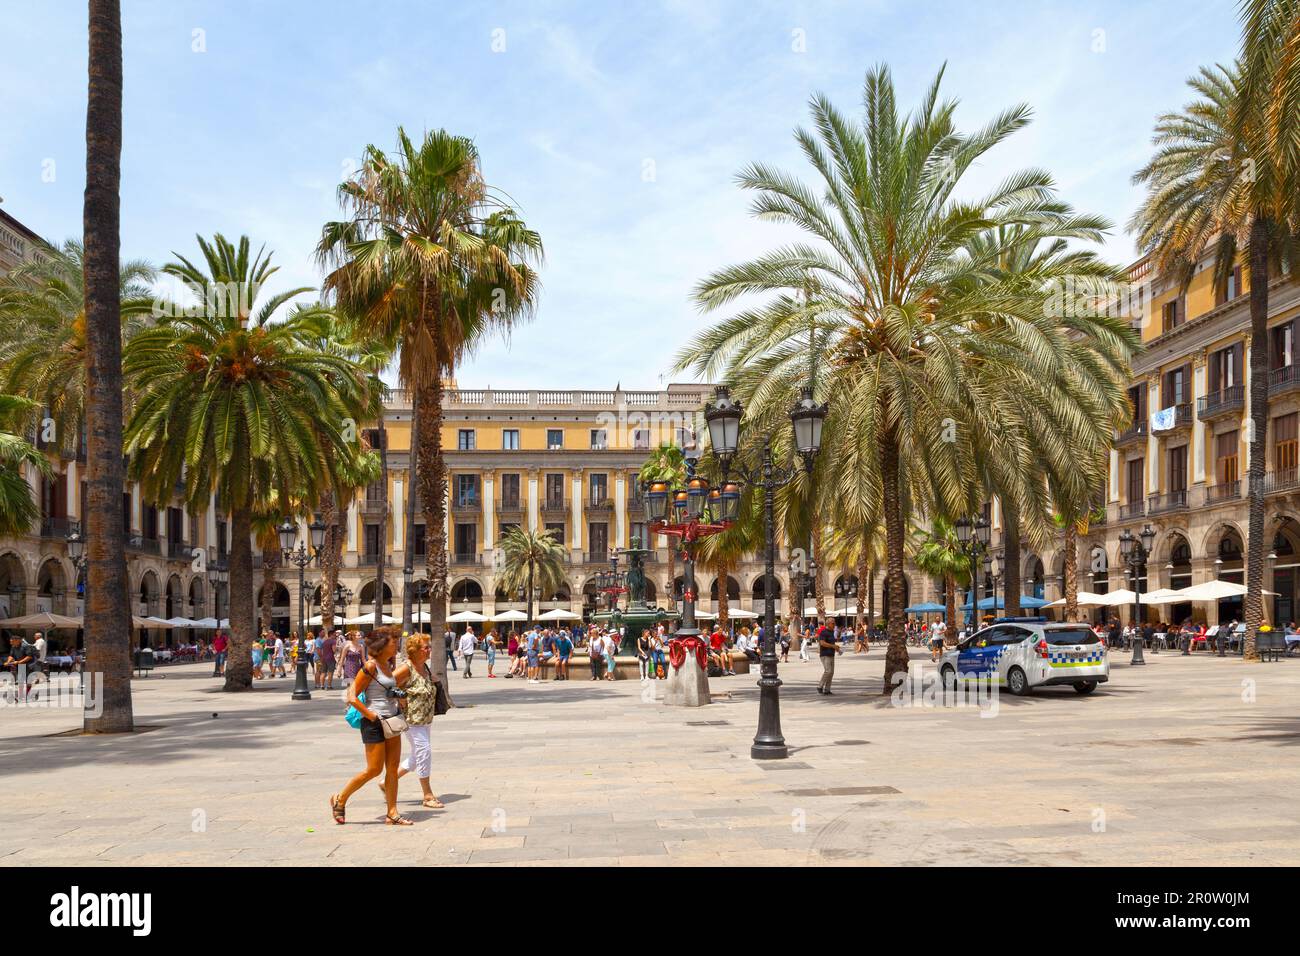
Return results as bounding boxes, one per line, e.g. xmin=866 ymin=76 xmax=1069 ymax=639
xmin=2 ymin=648 xmax=1298 ymax=866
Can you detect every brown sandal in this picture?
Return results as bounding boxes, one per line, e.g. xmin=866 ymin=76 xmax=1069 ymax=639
xmin=422 ymin=795 xmax=445 ymax=809
xmin=385 ymin=811 xmax=413 ymax=826
xmin=329 ymin=794 xmax=346 ymax=825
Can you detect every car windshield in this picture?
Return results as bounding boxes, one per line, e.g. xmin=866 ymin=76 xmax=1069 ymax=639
xmin=1043 ymin=627 xmax=1100 ymax=646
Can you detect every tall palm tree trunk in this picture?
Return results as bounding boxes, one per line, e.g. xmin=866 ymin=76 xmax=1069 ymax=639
xmin=944 ymin=571 xmax=958 ymax=641
xmin=401 ymin=390 xmax=420 ymax=635
xmin=867 ymin=566 xmax=876 ymax=629
xmin=1244 ymin=213 xmax=1272 ymax=662
xmin=319 ymin=488 xmax=338 ymax=632
xmin=718 ymin=563 xmax=731 ymax=630
xmin=82 ymin=0 xmax=133 ymax=732
xmin=224 ymin=505 xmax=256 ymax=690
xmin=855 ymin=555 xmax=867 ymax=627
xmin=1002 ymin=498 xmax=1022 ymax=616
xmin=417 ymin=375 xmax=449 ymax=686
xmin=259 ymin=554 xmax=279 ymax=633
xmin=880 ymin=429 xmax=909 ymax=693
xmin=373 ymin=409 xmax=388 ymax=629
xmin=812 ymin=522 xmax=826 ymax=620
xmin=1063 ymin=521 xmax=1079 ymax=620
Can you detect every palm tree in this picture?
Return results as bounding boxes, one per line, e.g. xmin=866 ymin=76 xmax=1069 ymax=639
xmin=317 ymin=127 xmax=542 ymax=679
xmin=124 ymin=234 xmax=372 ymax=691
xmin=1131 ymin=54 xmax=1298 ymax=660
xmin=637 ymin=442 xmax=687 ymax=605
xmin=679 ymin=65 xmax=1135 ymax=692
xmin=696 ymin=510 xmax=759 ymax=630
xmin=0 ymin=395 xmax=50 ymax=537
xmin=82 ymin=0 xmax=133 ymax=733
xmin=496 ymin=526 xmax=566 ymax=626
xmin=913 ymin=517 xmax=971 ymax=635
xmin=0 ymin=241 xmax=155 ymax=452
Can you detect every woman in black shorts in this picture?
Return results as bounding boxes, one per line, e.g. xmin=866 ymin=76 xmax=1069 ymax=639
xmin=329 ymin=626 xmax=412 ymax=826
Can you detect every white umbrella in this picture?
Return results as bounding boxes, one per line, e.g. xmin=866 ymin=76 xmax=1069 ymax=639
xmin=447 ymin=609 xmax=487 ymax=623
xmin=0 ymin=611 xmax=83 ymax=629
xmin=491 ymin=609 xmax=529 ymax=622
xmin=189 ymin=617 xmax=229 ymax=629
xmin=538 ymin=608 xmax=581 ymax=620
xmin=343 ymin=612 xmax=398 ymax=626
xmin=694 ymin=609 xmax=717 ymax=620
xmin=1173 ymin=579 xmax=1277 ymax=601
xmin=163 ymin=616 xmax=197 ymax=628
xmin=1135 ymin=588 xmax=1187 ymax=606
xmin=1044 ymin=591 xmax=1112 ymax=608
xmin=727 ymin=608 xmax=759 ymax=619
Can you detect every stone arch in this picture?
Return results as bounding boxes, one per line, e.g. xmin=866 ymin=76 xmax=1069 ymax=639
xmin=37 ymin=557 xmax=69 ymax=614
xmin=0 ymin=550 xmax=28 ymax=616
xmin=1199 ymin=519 xmax=1247 ymax=561
xmin=137 ymin=569 xmax=161 ymax=616
xmin=165 ymin=573 xmax=184 ymax=617
xmin=708 ymin=575 xmax=740 ymax=602
xmin=188 ymin=576 xmax=206 ymax=618
xmin=356 ymin=580 xmax=394 ymax=610
xmin=449 ymin=578 xmax=483 ymax=605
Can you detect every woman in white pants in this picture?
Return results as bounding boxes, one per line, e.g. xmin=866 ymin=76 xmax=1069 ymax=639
xmin=799 ymin=625 xmax=812 ymax=662
xmin=393 ymin=634 xmax=444 ymax=809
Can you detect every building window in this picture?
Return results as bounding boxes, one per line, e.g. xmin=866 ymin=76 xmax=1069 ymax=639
xmin=588 ymin=522 xmax=609 ymax=557
xmin=1275 ymin=414 xmax=1298 ymax=474
xmin=544 ymin=521 xmax=565 ymax=541
xmin=1209 ymin=344 xmax=1242 ymax=392
xmin=1126 ymin=458 xmax=1144 ymax=505
xmin=546 ymin=429 xmax=564 ymax=450
xmin=1167 ymin=445 xmax=1187 ymax=494
xmin=1127 ymin=383 xmax=1147 ymax=424
xmin=590 ymin=428 xmax=607 ymax=450
xmin=455 ymin=474 xmax=480 ymax=507
xmin=589 ymin=473 xmax=608 ymax=504
xmin=1217 ymin=431 xmax=1239 ymax=484
xmin=453 ymin=523 xmax=476 ymax=556
xmin=500 ymin=473 xmax=520 ymax=507
xmin=544 ymin=473 xmax=564 ymax=506
xmin=502 ymin=429 xmax=519 ymax=450
xmin=1161 ymin=297 xmax=1184 ymax=333
xmin=457 ymin=429 xmax=476 ymax=451
xmin=1161 ymin=365 xmax=1190 ymax=406
xmin=632 ymin=428 xmax=650 ymax=450
xmin=1271 ymin=322 xmax=1294 ymax=370
xmin=631 ymin=521 xmax=648 ymax=546
xmin=364 ymin=523 xmax=382 ymax=556
xmin=1217 ymin=265 xmax=1244 ymax=305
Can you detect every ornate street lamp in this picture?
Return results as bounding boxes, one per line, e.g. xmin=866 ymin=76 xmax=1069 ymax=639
xmin=708 ymin=383 xmax=826 ymax=760
xmin=66 ymin=529 xmax=86 ymax=643
xmin=1119 ymin=523 xmax=1156 ymax=665
xmin=280 ymin=518 xmax=320 ymax=700
xmin=955 ymin=514 xmax=990 ymax=631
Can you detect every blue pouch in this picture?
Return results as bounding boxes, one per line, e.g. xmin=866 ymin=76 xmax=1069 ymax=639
xmin=345 ymin=691 xmax=367 ymax=728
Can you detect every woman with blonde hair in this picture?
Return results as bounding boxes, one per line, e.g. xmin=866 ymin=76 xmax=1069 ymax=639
xmin=392 ymin=633 xmax=444 ymax=808
xmin=330 ymin=625 xmax=412 ymax=826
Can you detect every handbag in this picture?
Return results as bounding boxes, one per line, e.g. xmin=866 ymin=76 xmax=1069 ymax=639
xmin=344 ymin=691 xmax=367 ymax=728
xmin=380 ymin=714 xmax=409 ymax=739
xmin=433 ymin=678 xmax=450 ymax=716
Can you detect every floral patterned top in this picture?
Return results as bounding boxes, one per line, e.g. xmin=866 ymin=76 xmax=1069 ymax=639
xmin=403 ymin=663 xmax=437 ymax=725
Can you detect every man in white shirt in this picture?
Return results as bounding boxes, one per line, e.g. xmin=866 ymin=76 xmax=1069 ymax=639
xmin=458 ymin=628 xmax=476 ymax=678
xmin=31 ymin=631 xmax=47 ymax=665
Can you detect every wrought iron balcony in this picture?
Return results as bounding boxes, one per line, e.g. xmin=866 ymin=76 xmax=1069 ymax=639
xmin=496 ymin=496 xmax=524 ymax=515
xmin=1118 ymin=500 xmax=1146 ymax=520
xmin=127 ymin=534 xmax=161 ymax=555
xmin=540 ymin=497 xmax=569 ymax=517
xmin=1117 ymin=421 xmax=1148 ymax=447
xmin=1264 ymin=468 xmax=1300 ymax=495
xmin=39 ymin=516 xmax=79 ymax=539
xmin=586 ymin=496 xmax=613 ymax=513
xmin=584 ymin=550 xmax=610 ymax=565
xmin=1269 ymin=363 xmax=1300 ymax=396
xmin=167 ymin=539 xmax=196 ymax=560
xmin=1151 ymin=403 xmax=1193 ymax=434
xmin=1197 ymin=385 xmax=1245 ymax=421
xmin=1205 ymin=480 xmax=1241 ymax=503
xmin=450 ymin=496 xmax=481 ymax=515
xmin=451 ymin=552 xmax=482 ymax=566
xmin=1147 ymin=490 xmax=1188 ymax=515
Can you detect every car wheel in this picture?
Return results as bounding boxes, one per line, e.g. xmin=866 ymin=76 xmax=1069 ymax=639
xmin=1007 ymin=667 xmax=1030 ymax=696
xmin=1074 ymin=681 xmax=1098 ymax=695
xmin=940 ymin=665 xmax=957 ymax=691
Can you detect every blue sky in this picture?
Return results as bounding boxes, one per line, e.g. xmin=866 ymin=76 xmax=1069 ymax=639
xmin=1 ymin=0 xmax=1238 ymax=387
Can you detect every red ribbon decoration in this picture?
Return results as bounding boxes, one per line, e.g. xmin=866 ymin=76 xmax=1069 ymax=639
xmin=668 ymin=636 xmax=708 ymax=671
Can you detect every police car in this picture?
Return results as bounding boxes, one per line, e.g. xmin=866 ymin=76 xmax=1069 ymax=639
xmin=939 ymin=618 xmax=1108 ymax=696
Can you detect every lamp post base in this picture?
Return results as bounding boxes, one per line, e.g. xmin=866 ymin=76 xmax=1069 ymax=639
xmin=291 ymin=659 xmax=312 ymax=700
xmin=664 ymin=653 xmax=710 ymax=707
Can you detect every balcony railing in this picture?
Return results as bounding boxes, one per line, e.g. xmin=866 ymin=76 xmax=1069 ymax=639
xmin=1147 ymin=490 xmax=1188 ymax=515
xmin=1151 ymin=403 xmax=1193 ymax=433
xmin=496 ymin=496 xmax=524 ymax=513
xmin=1198 ymin=385 xmax=1245 ymax=420
xmin=451 ymin=496 xmax=481 ymax=514
xmin=584 ymin=550 xmax=610 ymax=565
xmin=1265 ymin=468 xmax=1300 ymax=495
xmin=540 ymin=497 xmax=568 ymax=516
xmin=167 ymin=540 xmax=195 ymax=560
xmin=451 ymin=553 xmax=481 ymax=566
xmin=586 ymin=496 xmax=613 ymax=512
xmin=1119 ymin=501 xmax=1146 ymax=520
xmin=1269 ymin=363 xmax=1300 ymax=395
xmin=1206 ymin=480 xmax=1241 ymax=503
xmin=1117 ymin=421 xmax=1148 ymax=446
xmin=127 ymin=534 xmax=161 ymax=555
xmin=39 ymin=516 xmax=79 ymax=539
xmin=358 ymin=553 xmax=392 ymax=567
